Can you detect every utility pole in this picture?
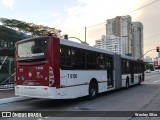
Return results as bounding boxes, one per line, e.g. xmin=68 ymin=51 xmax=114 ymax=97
xmin=85 ymin=27 xmax=86 ymax=43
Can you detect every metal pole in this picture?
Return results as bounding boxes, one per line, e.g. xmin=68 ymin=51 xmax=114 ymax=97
xmin=138 ymin=49 xmax=156 ymax=60
xmin=9 ymin=57 xmax=11 ymax=83
xmin=85 ymin=27 xmax=86 ymax=43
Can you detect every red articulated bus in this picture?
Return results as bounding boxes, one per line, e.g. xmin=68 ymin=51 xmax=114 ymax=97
xmin=15 ymin=36 xmax=144 ymax=99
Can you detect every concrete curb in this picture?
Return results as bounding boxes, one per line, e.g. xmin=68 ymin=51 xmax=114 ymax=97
xmin=0 ymin=97 xmax=31 ymax=105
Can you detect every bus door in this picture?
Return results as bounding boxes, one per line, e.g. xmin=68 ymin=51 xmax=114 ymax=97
xmin=107 ymin=67 xmax=113 ymax=88
xmin=106 ymin=57 xmax=114 ymax=88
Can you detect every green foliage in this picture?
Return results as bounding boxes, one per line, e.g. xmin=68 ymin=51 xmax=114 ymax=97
xmin=145 ymin=63 xmax=154 ymax=71
xmin=0 ymin=18 xmax=61 ymax=37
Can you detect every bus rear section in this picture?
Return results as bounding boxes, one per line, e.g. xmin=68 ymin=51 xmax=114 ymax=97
xmin=15 ymin=37 xmax=59 ymax=99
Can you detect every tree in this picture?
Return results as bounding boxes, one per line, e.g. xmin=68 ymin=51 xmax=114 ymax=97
xmin=145 ymin=63 xmax=154 ymax=71
xmin=0 ymin=18 xmax=61 ymax=37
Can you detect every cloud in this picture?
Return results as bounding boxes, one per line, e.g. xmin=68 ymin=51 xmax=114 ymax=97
xmin=1 ymin=0 xmax=15 ymax=8
xmin=65 ymin=0 xmax=138 ymax=25
xmin=56 ymin=0 xmax=139 ymax=45
xmin=51 ymin=12 xmax=60 ymax=17
xmin=50 ymin=0 xmax=160 ymax=57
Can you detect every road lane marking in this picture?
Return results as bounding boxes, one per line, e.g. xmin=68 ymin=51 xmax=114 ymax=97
xmin=153 ymin=80 xmax=160 ymax=83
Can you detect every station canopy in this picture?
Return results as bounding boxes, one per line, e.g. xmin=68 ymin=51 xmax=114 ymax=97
xmin=0 ymin=48 xmax=14 ymax=56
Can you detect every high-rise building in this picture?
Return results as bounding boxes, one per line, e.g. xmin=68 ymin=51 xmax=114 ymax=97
xmin=132 ymin=22 xmax=143 ymax=59
xmin=106 ymin=15 xmax=132 ymax=56
xmin=94 ymin=39 xmax=102 ymax=48
xmin=94 ymin=35 xmax=106 ymax=49
xmin=94 ymin=35 xmax=125 ymax=55
xmin=95 ymin=15 xmax=143 ymax=58
xmin=105 ymin=35 xmax=125 ymax=55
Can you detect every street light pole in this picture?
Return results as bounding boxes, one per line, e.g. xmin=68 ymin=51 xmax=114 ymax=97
xmin=138 ymin=49 xmax=156 ymax=60
xmin=68 ymin=37 xmax=89 ymax=45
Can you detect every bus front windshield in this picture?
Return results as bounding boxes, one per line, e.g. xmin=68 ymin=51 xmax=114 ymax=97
xmin=18 ymin=38 xmax=47 ymax=59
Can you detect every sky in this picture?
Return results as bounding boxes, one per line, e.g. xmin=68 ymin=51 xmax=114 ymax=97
xmin=0 ymin=0 xmax=160 ymax=58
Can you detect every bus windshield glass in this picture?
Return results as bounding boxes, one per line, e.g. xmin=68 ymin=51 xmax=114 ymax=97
xmin=18 ymin=38 xmax=47 ymax=59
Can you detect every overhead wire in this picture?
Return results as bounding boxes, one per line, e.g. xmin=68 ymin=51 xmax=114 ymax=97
xmin=124 ymin=0 xmax=160 ymax=15
xmin=144 ymin=32 xmax=160 ymax=40
xmin=87 ymin=0 xmax=160 ymax=29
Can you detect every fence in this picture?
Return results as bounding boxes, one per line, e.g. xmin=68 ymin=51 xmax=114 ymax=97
xmin=0 ymin=83 xmax=14 ymax=89
xmin=0 ymin=56 xmax=15 ymax=89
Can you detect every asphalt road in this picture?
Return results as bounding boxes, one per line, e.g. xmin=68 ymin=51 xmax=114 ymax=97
xmin=0 ymin=72 xmax=160 ymax=120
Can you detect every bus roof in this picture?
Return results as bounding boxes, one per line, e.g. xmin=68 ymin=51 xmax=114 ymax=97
xmin=60 ymin=38 xmax=143 ymax=62
xmin=121 ymin=54 xmax=137 ymax=61
xmin=16 ymin=36 xmax=143 ymax=62
xmin=16 ymin=36 xmax=48 ymax=44
xmin=60 ymin=38 xmax=114 ymax=56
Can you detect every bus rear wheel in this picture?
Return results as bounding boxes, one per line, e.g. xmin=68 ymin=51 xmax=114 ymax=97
xmin=138 ymin=75 xmax=142 ymax=85
xmin=88 ymin=81 xmax=98 ymax=100
xmin=126 ymin=76 xmax=129 ymax=88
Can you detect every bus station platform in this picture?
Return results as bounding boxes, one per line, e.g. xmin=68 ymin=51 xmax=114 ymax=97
xmin=0 ymin=89 xmax=31 ymax=105
xmin=0 ymin=89 xmax=15 ymax=99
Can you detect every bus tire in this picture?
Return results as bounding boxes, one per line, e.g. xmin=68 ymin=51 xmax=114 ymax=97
xmin=138 ymin=75 xmax=142 ymax=85
xmin=88 ymin=81 xmax=98 ymax=100
xmin=126 ymin=76 xmax=129 ymax=88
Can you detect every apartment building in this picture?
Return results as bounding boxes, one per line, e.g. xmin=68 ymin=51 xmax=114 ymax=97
xmin=106 ymin=15 xmax=132 ymax=56
xmin=132 ymin=22 xmax=143 ymax=59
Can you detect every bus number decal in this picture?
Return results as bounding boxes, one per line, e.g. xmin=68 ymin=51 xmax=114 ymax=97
xmin=35 ymin=67 xmax=43 ymax=70
xmin=67 ymin=74 xmax=77 ymax=79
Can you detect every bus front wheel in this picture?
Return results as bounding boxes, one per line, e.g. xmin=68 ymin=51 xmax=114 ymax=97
xmin=88 ymin=81 xmax=98 ymax=100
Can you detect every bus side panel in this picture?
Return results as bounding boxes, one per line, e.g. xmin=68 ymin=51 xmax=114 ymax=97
xmin=53 ymin=37 xmax=60 ymax=88
xmin=122 ymin=74 xmax=131 ymax=87
xmin=48 ymin=37 xmax=60 ymax=88
xmin=59 ymin=70 xmax=107 ymax=99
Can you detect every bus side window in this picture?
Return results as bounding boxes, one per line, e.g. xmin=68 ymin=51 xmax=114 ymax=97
xmin=86 ymin=51 xmax=97 ymax=69
xmin=72 ymin=48 xmax=85 ymax=69
xmin=133 ymin=62 xmax=137 ymax=73
xmin=60 ymin=45 xmax=72 ymax=69
xmin=105 ymin=56 xmax=113 ymax=71
xmin=126 ymin=60 xmax=130 ymax=74
xmin=97 ymin=54 xmax=105 ymax=69
xmin=121 ymin=59 xmax=125 ymax=74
